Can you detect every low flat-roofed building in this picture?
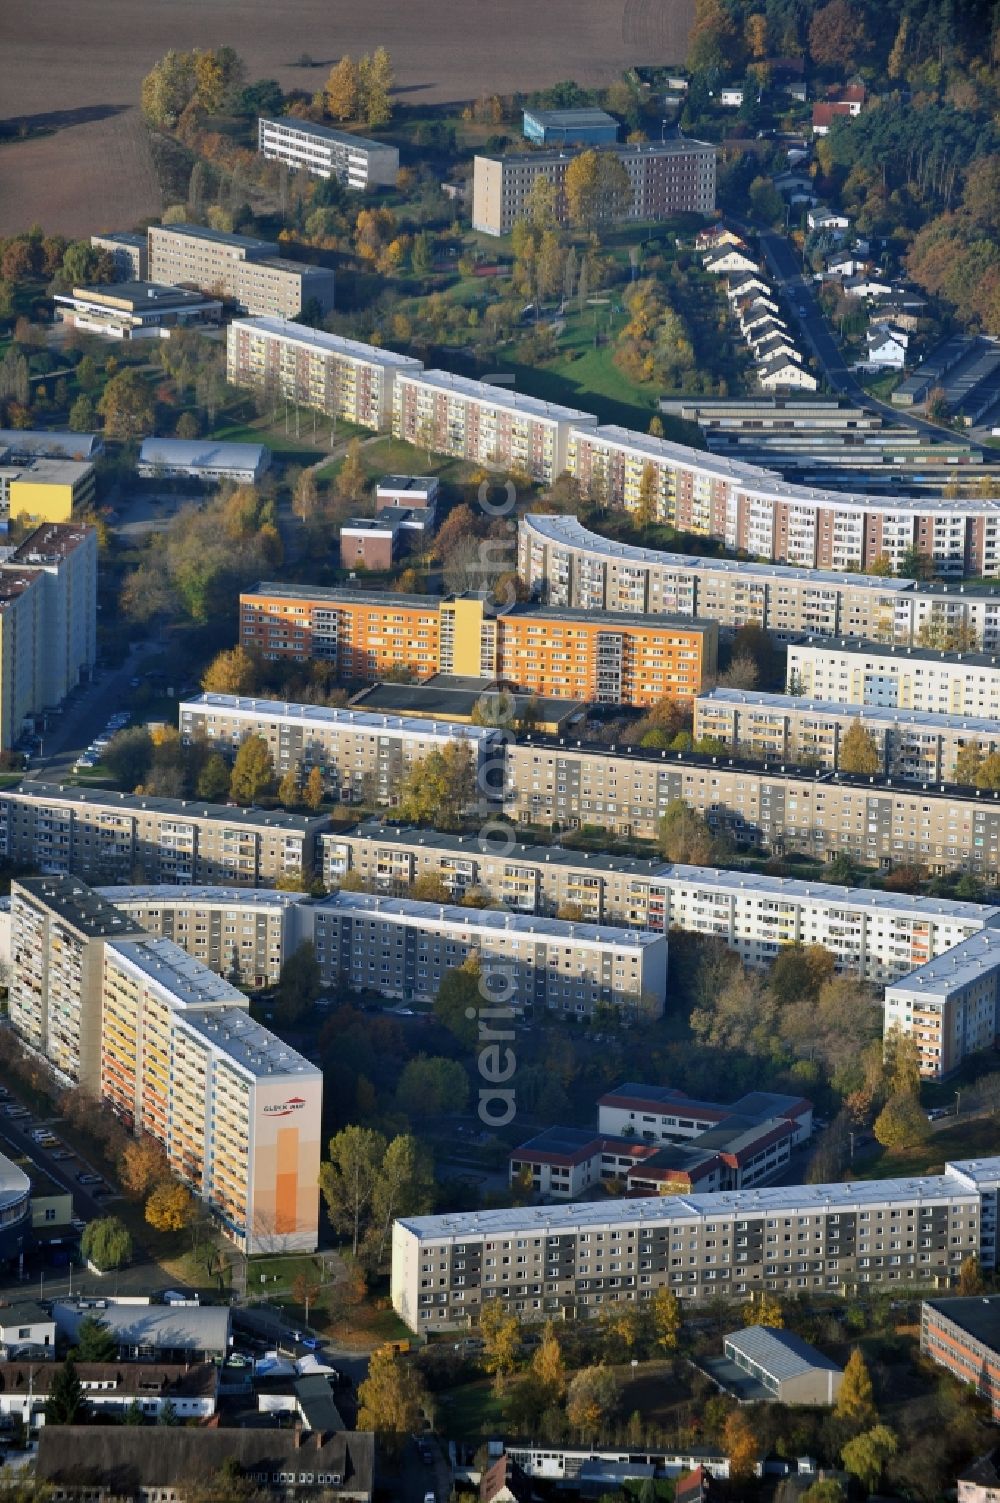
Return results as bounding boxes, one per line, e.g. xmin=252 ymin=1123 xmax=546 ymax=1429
xmin=348 ymin=674 xmax=585 ymax=734
xmin=54 ymin=1298 xmax=232 ymax=1363
xmin=339 ymin=507 xmax=429 ymax=571
xmin=53 ymin=281 xmax=223 ymax=339
xmin=35 ymin=1424 xmax=375 ymax=1502
xmin=0 ymin=454 xmax=96 ymax=523
xmin=258 ymin=115 xmax=399 ymax=189
xmin=718 ymin=1325 xmax=843 ymax=1404
xmin=375 ymin=474 xmax=439 ymax=511
xmin=522 ymin=107 xmax=619 ymax=145
xmin=138 ymin=437 xmax=271 ymax=484
xmin=922 ymin=1296 xmax=1000 ymax=1418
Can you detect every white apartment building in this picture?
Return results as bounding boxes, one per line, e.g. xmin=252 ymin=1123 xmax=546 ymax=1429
xmin=787 ymin=640 xmax=1000 ymax=718
xmin=391 ymin=1158 xmax=1000 ymax=1329
xmin=258 ymin=116 xmax=399 ymax=188
xmin=312 ymin=892 xmax=668 ymax=1019
xmin=884 ymin=929 xmax=1000 ymax=1078
xmin=392 ymin=370 xmax=598 ymax=485
xmin=179 ymin=693 xmax=501 ymax=808
xmin=101 ymin=937 xmax=321 ymax=1252
xmin=226 ymin=316 xmax=422 ymax=431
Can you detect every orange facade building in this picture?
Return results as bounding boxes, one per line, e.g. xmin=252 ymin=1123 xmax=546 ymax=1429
xmin=240 ymin=584 xmax=718 ymax=709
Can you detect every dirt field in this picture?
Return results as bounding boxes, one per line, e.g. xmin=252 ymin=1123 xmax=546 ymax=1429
xmin=0 ymin=0 xmax=694 ymax=237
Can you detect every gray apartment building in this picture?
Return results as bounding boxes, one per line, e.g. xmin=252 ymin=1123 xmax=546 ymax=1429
xmin=519 ymin=514 xmax=1000 ymax=651
xmin=787 ymin=638 xmax=1000 ymax=719
xmin=96 ymin=885 xmax=312 ymax=989
xmin=147 ymin=224 xmax=335 ymax=319
xmin=391 ymin=1157 xmax=1000 ymax=1330
xmin=0 ymin=782 xmax=327 ymax=887
xmin=472 ymin=139 xmax=716 ymax=236
xmin=258 ymin=116 xmax=399 ymax=188
xmin=312 ymin=891 xmax=668 ymax=1018
xmin=694 ymin=688 xmax=1000 ymax=784
xmin=503 ymin=736 xmax=1000 ymax=880
xmin=90 ymin=232 xmax=148 ymax=282
xmin=179 ymin=693 xmax=500 ymax=809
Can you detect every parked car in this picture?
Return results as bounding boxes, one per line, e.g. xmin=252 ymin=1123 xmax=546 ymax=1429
xmin=76 ymin=1172 xmax=102 ymax=1185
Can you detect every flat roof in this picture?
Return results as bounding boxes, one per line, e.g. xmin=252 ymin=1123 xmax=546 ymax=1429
xmin=724 ymin=1324 xmax=842 ymax=1379
xmin=12 ymin=523 xmax=93 ymax=564
xmin=790 ymin=637 xmax=1000 ymax=669
xmin=318 ymin=891 xmax=662 ymax=948
xmin=4 ymin=457 xmax=93 ymax=484
xmin=12 ymin=780 xmax=326 ymax=832
xmin=376 ymin=475 xmax=439 ymax=492
xmin=54 ymin=1300 xmax=231 ymax=1350
xmin=349 ymin=676 xmax=585 ymax=725
xmin=98 ymin=884 xmax=309 ymax=912
xmin=150 ymin=222 xmax=277 ymax=252
xmin=886 ymin=929 xmax=1000 ymax=999
xmin=260 ymin=115 xmax=393 ymax=153
xmin=523 ymin=107 xmax=618 ymax=127
xmin=520 ymin=513 xmax=913 ymax=590
xmin=139 ymin=438 xmax=269 ymax=468
xmin=696 ymin=686 xmax=1000 ymax=734
xmin=397 ymin=1160 xmax=1000 ymax=1240
xmin=247 ymin=579 xmax=432 ymax=606
xmin=333 ymin=821 xmax=670 ymax=879
xmin=507 ymin=602 xmax=716 ymax=632
xmin=230 ymin=315 xmax=422 ymax=368
xmin=92 ymin=232 xmax=147 ymax=248
xmin=14 ymin=874 xmax=144 ymax=940
xmin=482 ymin=137 xmax=714 ymax=165
xmin=106 ymin=936 xmax=249 ymax=1009
xmin=181 ymin=1005 xmax=321 ymax=1081
xmin=925 ymin=1295 xmax=1000 ymax=1352
xmin=398 ymin=368 xmax=599 ymax=424
xmin=0 ymin=1152 xmax=31 ymax=1216
xmin=70 ymin=282 xmax=217 ymax=308
xmin=182 ymin=692 xmax=500 ymax=743
xmin=0 ymin=429 xmax=102 ymax=460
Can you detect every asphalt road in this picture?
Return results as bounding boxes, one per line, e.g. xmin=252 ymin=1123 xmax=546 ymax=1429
xmin=29 ymin=643 xmax=151 ymax=785
xmin=739 ymin=221 xmax=960 ymax=443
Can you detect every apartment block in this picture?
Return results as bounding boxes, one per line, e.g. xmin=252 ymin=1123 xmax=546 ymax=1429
xmin=502 ymin=736 xmax=1000 ymax=880
xmin=598 ymin=1083 xmax=813 ymax=1145
xmin=392 ymin=370 xmax=598 ymax=484
xmin=695 ymin=688 xmax=1000 ymax=784
xmin=238 ymin=584 xmax=717 ymax=708
xmin=312 ymin=892 xmax=668 ymax=1019
xmin=391 ymin=1157 xmax=1000 ymax=1329
xmin=101 ymin=938 xmax=320 ymax=1252
xmin=226 ymin=317 xmax=422 ymax=430
xmin=922 ymin=1297 xmax=1000 ymax=1420
xmin=884 ymin=929 xmax=1000 ymax=1078
xmin=519 ymin=513 xmax=912 ymax=643
xmin=0 ymin=782 xmax=326 ymax=886
xmin=96 ymin=886 xmax=312 ymax=989
xmin=472 ymin=139 xmax=716 ymax=236
xmin=258 ymin=116 xmax=399 ymax=187
xmin=8 ymin=876 xmax=143 ymax=1090
xmin=561 ymin=425 xmax=1000 ymax=578
xmin=324 ymin=823 xmax=999 ymax=984
xmin=787 ymin=639 xmax=1000 ymax=718
xmin=179 ymin=693 xmax=499 ymax=809
xmin=0 ymin=525 xmax=96 ymax=751
xmin=148 ymin=224 xmax=334 ymax=319
xmin=90 ymin=232 xmax=148 ymax=281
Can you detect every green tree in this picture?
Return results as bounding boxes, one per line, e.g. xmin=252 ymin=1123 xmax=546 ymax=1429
xmin=659 ymin=800 xmax=716 ymax=864
xmin=768 ymin=944 xmax=836 ymax=1007
xmin=358 ymin=46 xmax=393 ymax=128
xmin=141 ymin=49 xmax=196 ymax=127
xmin=835 ymin=1348 xmax=877 ymax=1431
xmin=396 ymin=742 xmax=476 ymax=830
xmin=68 ymin=393 xmax=97 ymax=431
xmin=157 ymin=1399 xmax=180 ymax=1426
xmin=196 ymin=752 xmax=231 ymax=802
xmin=434 ymin=958 xmax=481 ymax=1048
xmin=370 ymin=1134 xmax=434 ymax=1263
xmin=229 ymin=734 xmax=274 ymax=805
xmin=839 ymin=720 xmax=881 ymax=776
xmin=873 ymin=1093 xmax=929 ymax=1150
xmin=124 ymin=1398 xmax=144 ymax=1425
xmin=479 ymin=1297 xmax=521 ymax=1395
xmin=76 ymin=354 xmax=99 ymax=392
xmin=74 ymin=1315 xmax=116 ymax=1362
xmin=105 ymin=725 xmax=153 ymax=790
xmin=319 ymin=1125 xmax=387 ymax=1255
xmin=81 ymin=1215 xmax=132 ymax=1271
xmin=396 ymin=1055 xmax=470 ymax=1117
xmin=954 ymin=742 xmax=984 ymax=787
xmin=566 ymin=1364 xmax=620 ymax=1440
xmin=277 ymin=942 xmax=321 ymax=1024
xmin=45 ymin=1355 xmax=84 ymax=1425
xmin=98 ymin=368 xmax=154 ymax=440
xmin=841 ymin=1426 xmax=898 ymax=1492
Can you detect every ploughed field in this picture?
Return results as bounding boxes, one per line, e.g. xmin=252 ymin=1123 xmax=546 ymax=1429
xmin=0 ymin=0 xmax=694 ymax=236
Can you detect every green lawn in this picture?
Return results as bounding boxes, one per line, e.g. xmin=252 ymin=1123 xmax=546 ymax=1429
xmin=857 ymin=1114 xmax=1000 ymax=1180
xmin=436 ymin=1379 xmax=504 ymax=1440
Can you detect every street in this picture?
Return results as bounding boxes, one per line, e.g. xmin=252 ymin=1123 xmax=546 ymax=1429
xmin=29 ymin=643 xmax=152 ymax=785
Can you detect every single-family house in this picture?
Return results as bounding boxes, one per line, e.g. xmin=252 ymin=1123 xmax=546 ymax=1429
xmin=695 ymin=225 xmax=743 ymax=252
xmin=759 ymin=354 xmax=817 ymax=390
xmin=807 ymin=207 xmax=850 ymax=233
xmin=741 ymin=308 xmax=786 ymax=336
xmin=843 ymin=274 xmax=894 ymax=299
xmin=719 ymin=86 xmax=745 ymax=108
xmin=726 ymin=273 xmax=771 ymax=303
xmin=753 ymin=331 xmax=801 ymax=364
xmin=704 ymin=247 xmax=759 ymax=275
xmin=866 ymin=323 xmax=909 ymax=370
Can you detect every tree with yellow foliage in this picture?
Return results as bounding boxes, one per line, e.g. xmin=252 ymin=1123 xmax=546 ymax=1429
xmin=834 ymin=1348 xmax=877 ymax=1432
xmin=145 ymin=1181 xmax=193 ymax=1233
xmin=724 ymin=1409 xmax=759 ymax=1481
xmin=479 ymin=1297 xmax=521 ymax=1395
xmin=324 ymin=56 xmax=360 ymax=120
xmin=202 ymin=645 xmax=259 ymax=696
xmin=531 ymin=1321 xmax=567 ymax=1402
